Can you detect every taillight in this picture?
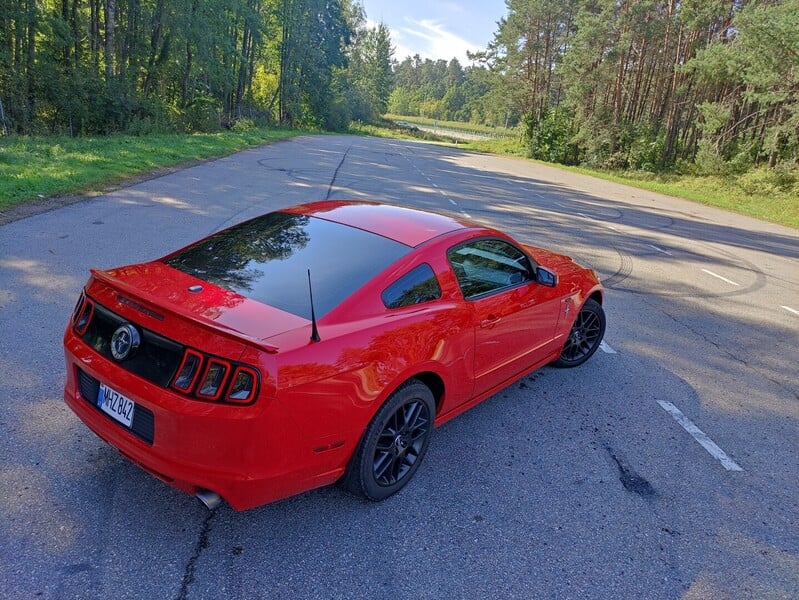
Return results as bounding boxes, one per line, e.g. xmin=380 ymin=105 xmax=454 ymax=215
xmin=197 ymin=360 xmax=230 ymax=401
xmin=169 ymin=349 xmax=260 ymax=405
xmin=171 ymin=350 xmax=203 ymax=392
xmin=74 ymin=295 xmax=95 ymax=334
xmin=226 ymin=367 xmax=258 ymax=403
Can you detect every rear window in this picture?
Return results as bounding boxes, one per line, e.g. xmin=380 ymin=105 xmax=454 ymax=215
xmin=165 ymin=212 xmax=411 ymax=319
xmin=382 ymin=264 xmax=441 ymax=309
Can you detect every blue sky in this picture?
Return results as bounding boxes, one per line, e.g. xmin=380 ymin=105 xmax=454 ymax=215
xmin=359 ymin=0 xmax=508 ymax=65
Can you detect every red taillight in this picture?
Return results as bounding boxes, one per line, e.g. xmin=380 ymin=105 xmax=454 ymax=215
xmin=170 ymin=349 xmax=261 ymax=405
xmin=226 ymin=367 xmax=258 ymax=403
xmin=171 ymin=350 xmax=203 ymax=392
xmin=74 ymin=296 xmax=94 ymax=334
xmin=197 ymin=360 xmax=230 ymax=401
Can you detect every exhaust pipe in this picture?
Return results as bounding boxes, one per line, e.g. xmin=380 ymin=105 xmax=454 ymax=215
xmin=196 ymin=489 xmax=222 ymax=510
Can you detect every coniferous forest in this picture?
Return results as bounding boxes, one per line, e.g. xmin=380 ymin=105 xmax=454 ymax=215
xmin=1 ymin=0 xmax=797 ymax=174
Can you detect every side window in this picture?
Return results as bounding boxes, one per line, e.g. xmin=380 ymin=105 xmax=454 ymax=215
xmin=382 ymin=264 xmax=442 ymax=309
xmin=448 ymin=239 xmax=533 ymax=299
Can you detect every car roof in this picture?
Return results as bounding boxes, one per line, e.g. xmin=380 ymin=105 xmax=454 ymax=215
xmin=283 ymin=201 xmax=470 ymax=247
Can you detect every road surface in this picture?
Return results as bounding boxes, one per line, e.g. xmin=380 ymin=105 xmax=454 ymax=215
xmin=1 ymin=135 xmax=797 ymax=599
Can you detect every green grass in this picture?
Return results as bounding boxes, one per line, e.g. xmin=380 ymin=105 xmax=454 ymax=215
xmin=0 ymin=127 xmax=305 ymax=212
xmin=559 ymin=166 xmax=799 ymax=229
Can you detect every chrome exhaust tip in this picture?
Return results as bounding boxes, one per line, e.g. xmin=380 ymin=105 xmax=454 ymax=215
xmin=196 ymin=489 xmax=222 ymax=510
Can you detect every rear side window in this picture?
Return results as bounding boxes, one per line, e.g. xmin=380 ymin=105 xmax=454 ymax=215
xmin=382 ymin=264 xmax=442 ymax=309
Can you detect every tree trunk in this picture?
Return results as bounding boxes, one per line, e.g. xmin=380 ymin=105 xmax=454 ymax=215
xmin=104 ymin=0 xmax=115 ymax=81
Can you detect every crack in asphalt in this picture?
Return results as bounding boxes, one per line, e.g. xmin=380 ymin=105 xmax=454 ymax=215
xmin=326 ymin=145 xmax=352 ymax=200
xmin=176 ymin=508 xmax=219 ymax=600
xmin=648 ymin=296 xmax=799 ymax=400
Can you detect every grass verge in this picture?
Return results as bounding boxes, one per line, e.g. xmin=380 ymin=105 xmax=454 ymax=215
xmin=559 ymin=166 xmax=799 ymax=229
xmin=0 ymin=127 xmax=306 ymax=212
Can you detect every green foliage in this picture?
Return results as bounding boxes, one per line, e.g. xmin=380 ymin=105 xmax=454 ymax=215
xmin=386 ymin=56 xmax=516 ymax=126
xmin=0 ymin=0 xmax=361 ymax=136
xmin=1 ymin=0 xmax=796 ymax=195
xmin=525 ymin=108 xmax=579 ymax=165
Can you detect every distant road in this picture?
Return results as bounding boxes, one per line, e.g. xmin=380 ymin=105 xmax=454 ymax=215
xmin=2 ymin=134 xmax=797 ymax=599
xmin=395 ymin=119 xmax=502 ymax=141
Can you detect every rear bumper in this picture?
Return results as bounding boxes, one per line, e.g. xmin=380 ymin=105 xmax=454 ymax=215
xmin=63 ymin=329 xmax=347 ymax=510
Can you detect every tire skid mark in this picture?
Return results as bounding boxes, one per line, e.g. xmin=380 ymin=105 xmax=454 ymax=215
xmin=601 ymin=245 xmax=634 ymax=289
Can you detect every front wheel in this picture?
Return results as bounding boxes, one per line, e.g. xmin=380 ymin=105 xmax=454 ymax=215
xmin=553 ymin=298 xmax=606 ymax=368
xmin=343 ymin=379 xmax=435 ymax=501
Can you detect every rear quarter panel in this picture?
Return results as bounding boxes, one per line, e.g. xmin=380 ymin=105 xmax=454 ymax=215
xmin=267 ymin=236 xmax=477 ymax=452
xmin=271 ymin=303 xmax=474 ymax=452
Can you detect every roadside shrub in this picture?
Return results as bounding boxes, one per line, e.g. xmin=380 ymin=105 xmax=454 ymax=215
xmin=182 ymin=95 xmax=223 ymax=132
xmin=525 ymin=108 xmax=579 ymax=165
xmin=231 ymin=118 xmax=256 ymax=132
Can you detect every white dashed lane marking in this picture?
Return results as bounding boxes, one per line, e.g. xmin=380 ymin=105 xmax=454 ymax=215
xmin=657 ymin=401 xmax=744 ymax=472
xmin=701 ymin=268 xmax=740 ymax=286
xmin=646 ymin=244 xmax=673 ymax=256
xmin=781 ymin=305 xmax=799 ymax=316
xmin=599 ymin=341 xmax=617 ymax=354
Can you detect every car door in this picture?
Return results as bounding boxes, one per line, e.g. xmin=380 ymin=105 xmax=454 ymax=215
xmin=448 ymin=238 xmax=562 ymax=397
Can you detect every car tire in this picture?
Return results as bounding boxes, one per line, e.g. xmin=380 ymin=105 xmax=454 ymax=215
xmin=553 ymin=298 xmax=606 ymax=368
xmin=343 ymin=379 xmax=435 ymax=501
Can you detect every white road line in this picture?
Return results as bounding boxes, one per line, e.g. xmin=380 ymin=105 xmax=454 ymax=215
xmin=606 ymin=225 xmax=621 ymax=232
xmin=534 ymin=193 xmax=546 ymax=199
xmin=448 ymin=199 xmax=457 ymax=205
xmin=781 ymin=305 xmax=799 ymax=316
xmin=657 ymin=401 xmax=743 ymax=472
xmin=599 ymin=341 xmax=617 ymax=354
xmin=701 ymin=268 xmax=740 ymax=286
xmin=646 ymin=244 xmax=673 ymax=256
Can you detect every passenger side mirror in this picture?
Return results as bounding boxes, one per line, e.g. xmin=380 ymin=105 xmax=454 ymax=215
xmin=536 ymin=266 xmax=557 ymax=287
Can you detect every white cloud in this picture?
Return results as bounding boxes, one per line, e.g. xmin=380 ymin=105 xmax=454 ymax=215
xmin=366 ymin=17 xmax=480 ymax=65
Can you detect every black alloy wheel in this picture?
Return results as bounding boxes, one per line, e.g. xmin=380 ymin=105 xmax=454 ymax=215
xmin=553 ymin=298 xmax=606 ymax=368
xmin=343 ymin=379 xmax=434 ymax=501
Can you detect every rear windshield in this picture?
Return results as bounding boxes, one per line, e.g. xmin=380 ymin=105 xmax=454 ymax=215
xmin=165 ymin=212 xmax=411 ymax=319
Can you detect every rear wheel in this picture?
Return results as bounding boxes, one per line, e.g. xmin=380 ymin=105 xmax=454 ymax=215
xmin=553 ymin=298 xmax=606 ymax=368
xmin=344 ymin=379 xmax=434 ymax=501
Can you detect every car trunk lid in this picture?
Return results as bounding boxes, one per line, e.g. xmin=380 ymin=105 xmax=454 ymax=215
xmin=90 ymin=262 xmax=309 ymax=352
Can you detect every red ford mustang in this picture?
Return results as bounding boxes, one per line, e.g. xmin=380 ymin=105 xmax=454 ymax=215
xmin=64 ymin=201 xmax=605 ymax=510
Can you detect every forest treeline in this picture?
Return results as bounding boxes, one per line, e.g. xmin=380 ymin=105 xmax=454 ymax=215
xmin=1 ymin=0 xmax=797 ymax=175
xmin=0 ymin=0 xmax=391 ymax=134
xmin=392 ymin=0 xmax=798 ymax=173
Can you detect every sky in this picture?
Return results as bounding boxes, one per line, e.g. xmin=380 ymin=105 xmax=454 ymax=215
xmin=359 ymin=0 xmax=509 ymax=66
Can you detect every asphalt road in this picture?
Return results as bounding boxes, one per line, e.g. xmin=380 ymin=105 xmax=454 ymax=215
xmin=1 ymin=135 xmax=797 ymax=600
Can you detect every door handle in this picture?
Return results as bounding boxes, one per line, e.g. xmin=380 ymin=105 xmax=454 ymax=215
xmin=480 ymin=315 xmax=501 ymax=328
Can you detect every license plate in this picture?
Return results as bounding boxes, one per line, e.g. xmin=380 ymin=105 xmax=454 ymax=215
xmin=97 ymin=383 xmax=135 ymax=428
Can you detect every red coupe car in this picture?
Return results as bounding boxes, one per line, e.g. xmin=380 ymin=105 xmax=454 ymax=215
xmin=64 ymin=201 xmax=605 ymax=510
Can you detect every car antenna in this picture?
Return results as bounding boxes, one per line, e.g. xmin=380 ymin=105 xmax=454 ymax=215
xmin=307 ymin=269 xmax=321 ymax=342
